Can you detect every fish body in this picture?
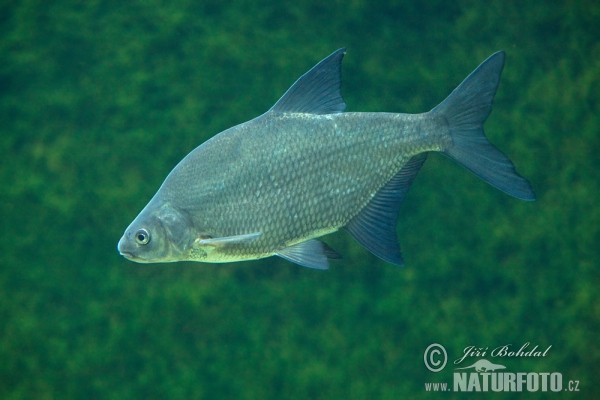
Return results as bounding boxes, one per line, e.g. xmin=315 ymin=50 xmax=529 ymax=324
xmin=118 ymin=49 xmax=535 ymax=269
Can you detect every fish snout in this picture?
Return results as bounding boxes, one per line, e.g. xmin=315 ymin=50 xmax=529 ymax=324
xmin=117 ymin=233 xmax=157 ymax=263
xmin=117 ymin=235 xmax=135 ymax=260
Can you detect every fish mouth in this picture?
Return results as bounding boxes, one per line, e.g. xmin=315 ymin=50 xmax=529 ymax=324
xmin=119 ymin=250 xmax=145 ymax=262
xmin=118 ymin=237 xmax=141 ymax=262
xmin=119 ymin=251 xmax=135 ymax=260
xmin=119 ymin=250 xmax=153 ymax=263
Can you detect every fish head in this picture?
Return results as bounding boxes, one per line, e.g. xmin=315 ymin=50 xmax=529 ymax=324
xmin=117 ymin=201 xmax=194 ymax=263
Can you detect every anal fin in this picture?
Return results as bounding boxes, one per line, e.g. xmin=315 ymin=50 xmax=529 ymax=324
xmin=344 ymin=153 xmax=427 ymax=266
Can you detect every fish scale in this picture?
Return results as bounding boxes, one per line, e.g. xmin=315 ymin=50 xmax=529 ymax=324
xmin=118 ymin=48 xmax=535 ymax=269
xmin=202 ymin=113 xmax=429 ymax=253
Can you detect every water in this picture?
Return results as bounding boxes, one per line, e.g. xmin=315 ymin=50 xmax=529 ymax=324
xmin=1 ymin=1 xmax=597 ymax=398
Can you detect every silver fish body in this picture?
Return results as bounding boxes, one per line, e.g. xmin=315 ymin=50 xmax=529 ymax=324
xmin=118 ymin=49 xmax=535 ymax=269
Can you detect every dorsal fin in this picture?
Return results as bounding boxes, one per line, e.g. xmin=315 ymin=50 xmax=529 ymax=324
xmin=269 ymin=48 xmax=347 ymax=114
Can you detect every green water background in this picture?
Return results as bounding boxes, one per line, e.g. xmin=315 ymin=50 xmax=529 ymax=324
xmin=1 ymin=1 xmax=598 ymax=398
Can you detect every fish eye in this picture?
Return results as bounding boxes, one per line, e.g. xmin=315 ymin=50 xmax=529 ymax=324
xmin=135 ymin=228 xmax=150 ymax=245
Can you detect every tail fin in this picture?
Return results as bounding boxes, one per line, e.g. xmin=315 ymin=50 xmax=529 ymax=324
xmin=431 ymin=51 xmax=536 ymax=201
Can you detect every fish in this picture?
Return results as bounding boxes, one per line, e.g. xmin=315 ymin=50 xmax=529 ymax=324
xmin=117 ymin=48 xmax=535 ymax=269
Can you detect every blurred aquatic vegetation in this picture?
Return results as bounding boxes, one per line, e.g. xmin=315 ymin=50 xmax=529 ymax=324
xmin=0 ymin=0 xmax=598 ymax=398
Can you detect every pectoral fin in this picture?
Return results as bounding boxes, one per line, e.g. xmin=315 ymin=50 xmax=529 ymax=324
xmin=194 ymin=232 xmax=262 ymax=248
xmin=276 ymin=239 xmax=341 ymax=270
